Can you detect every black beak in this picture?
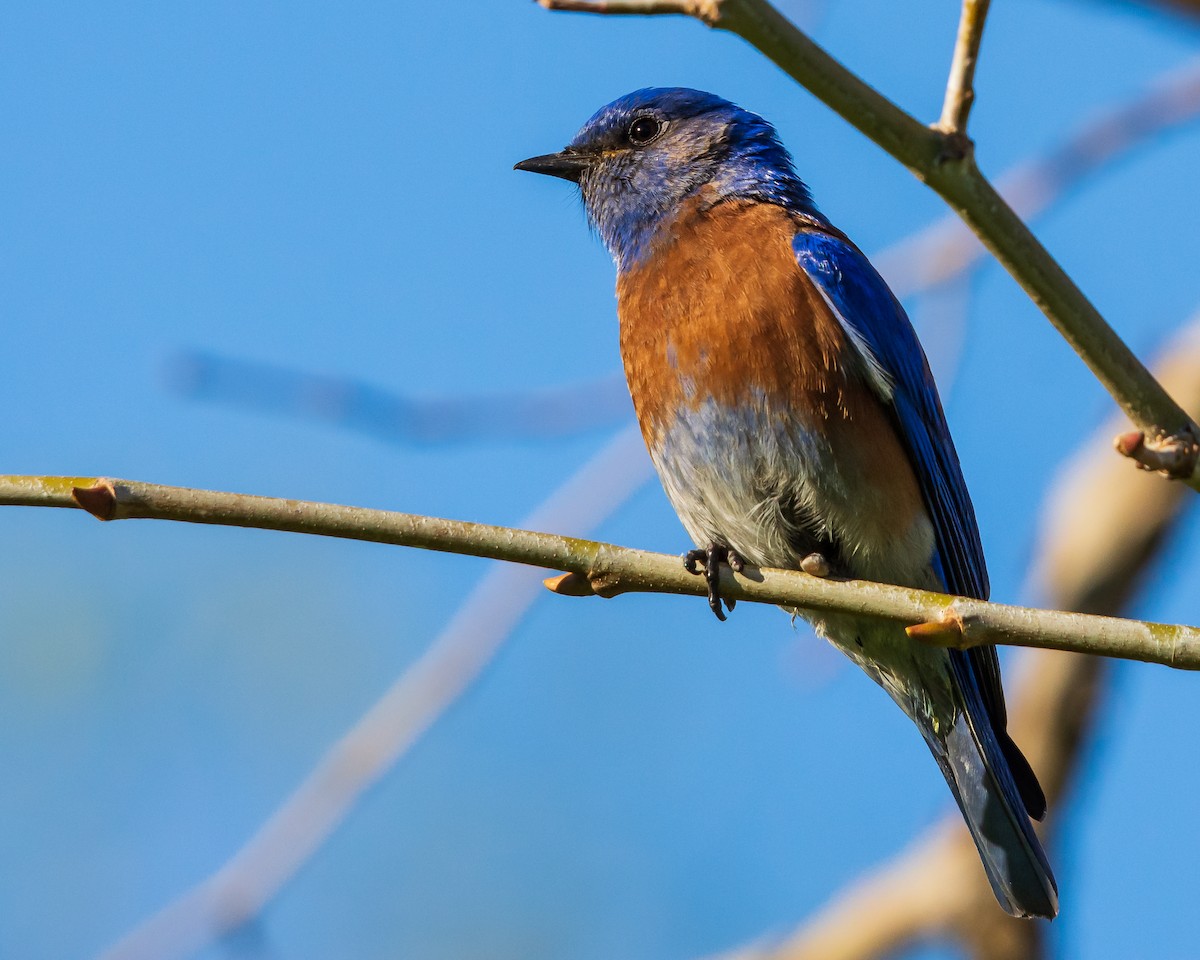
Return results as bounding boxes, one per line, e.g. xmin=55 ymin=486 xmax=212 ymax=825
xmin=513 ymin=150 xmax=591 ymax=183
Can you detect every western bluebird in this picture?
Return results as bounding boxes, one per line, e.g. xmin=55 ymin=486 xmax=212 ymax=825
xmin=517 ymin=88 xmax=1056 ymax=919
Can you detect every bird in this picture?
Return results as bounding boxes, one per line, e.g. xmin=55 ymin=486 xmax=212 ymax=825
xmin=515 ymin=87 xmax=1057 ymax=920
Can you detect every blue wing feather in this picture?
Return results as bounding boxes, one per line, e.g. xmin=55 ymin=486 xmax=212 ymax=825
xmin=791 ymin=227 xmax=1047 ymax=822
xmin=791 ymin=227 xmax=988 ymax=601
xmin=791 ymin=230 xmax=1054 ymax=917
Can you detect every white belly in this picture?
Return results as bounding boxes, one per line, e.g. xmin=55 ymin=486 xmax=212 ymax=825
xmin=650 ymin=397 xmax=936 ymax=587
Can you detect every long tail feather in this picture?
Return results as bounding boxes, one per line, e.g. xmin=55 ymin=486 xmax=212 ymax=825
xmin=920 ymin=652 xmax=1058 ymax=919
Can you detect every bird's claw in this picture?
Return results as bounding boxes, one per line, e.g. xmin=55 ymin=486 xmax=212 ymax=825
xmin=682 ymin=544 xmax=743 ymax=621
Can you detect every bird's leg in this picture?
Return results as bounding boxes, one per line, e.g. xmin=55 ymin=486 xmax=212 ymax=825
xmin=682 ymin=543 xmax=744 ymax=621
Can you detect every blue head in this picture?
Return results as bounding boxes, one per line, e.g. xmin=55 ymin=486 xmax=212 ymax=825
xmin=516 ymin=88 xmax=819 ymax=268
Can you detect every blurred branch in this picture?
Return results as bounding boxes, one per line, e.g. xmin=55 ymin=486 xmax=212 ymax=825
xmin=2 ymin=474 xmax=1199 ymax=666
xmin=938 ymin=0 xmax=991 ymax=139
xmin=537 ymin=0 xmax=1200 ymax=487
xmin=712 ymin=315 xmax=1200 ymax=960
xmin=168 ymin=351 xmax=631 ymax=445
xmin=95 ymin=427 xmax=655 ymax=960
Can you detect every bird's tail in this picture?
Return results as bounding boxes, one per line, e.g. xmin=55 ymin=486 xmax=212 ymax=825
xmin=918 ymin=653 xmax=1059 ymax=920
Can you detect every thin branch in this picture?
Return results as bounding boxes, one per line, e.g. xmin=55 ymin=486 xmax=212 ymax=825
xmin=536 ymin=0 xmax=713 ymax=12
xmin=537 ymin=0 xmax=1200 ymax=488
xmin=3 ymin=474 xmax=1199 ymax=668
xmin=1114 ymin=428 xmax=1200 ymax=477
xmin=938 ymin=0 xmax=992 ymax=138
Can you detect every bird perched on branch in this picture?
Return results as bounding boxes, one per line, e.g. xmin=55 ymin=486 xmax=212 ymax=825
xmin=516 ymin=87 xmax=1056 ymax=919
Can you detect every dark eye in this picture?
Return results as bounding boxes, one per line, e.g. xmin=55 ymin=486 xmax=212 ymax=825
xmin=627 ymin=116 xmax=661 ymax=146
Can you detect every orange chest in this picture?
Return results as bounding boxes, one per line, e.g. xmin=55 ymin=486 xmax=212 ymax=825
xmin=617 ymin=200 xmax=859 ymax=448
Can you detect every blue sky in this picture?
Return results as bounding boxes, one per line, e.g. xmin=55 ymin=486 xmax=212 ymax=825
xmin=1 ymin=2 xmax=1199 ymax=959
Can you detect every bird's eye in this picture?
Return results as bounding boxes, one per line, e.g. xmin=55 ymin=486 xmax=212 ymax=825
xmin=627 ymin=116 xmax=662 ymax=146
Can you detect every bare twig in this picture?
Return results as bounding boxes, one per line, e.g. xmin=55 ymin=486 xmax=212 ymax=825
xmin=536 ymin=0 xmax=718 ymax=19
xmin=537 ymin=0 xmax=1200 ymax=488
xmin=938 ymin=0 xmax=992 ymax=141
xmin=711 ymin=316 xmax=1200 ymax=960
xmin=2 ymin=474 xmax=1199 ymax=667
xmin=1114 ymin=429 xmax=1200 ymax=477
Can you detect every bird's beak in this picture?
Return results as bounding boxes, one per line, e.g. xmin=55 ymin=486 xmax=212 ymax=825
xmin=513 ymin=149 xmax=591 ymax=183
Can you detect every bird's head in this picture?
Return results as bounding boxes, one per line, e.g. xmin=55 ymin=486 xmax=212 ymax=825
xmin=516 ymin=87 xmax=816 ymax=268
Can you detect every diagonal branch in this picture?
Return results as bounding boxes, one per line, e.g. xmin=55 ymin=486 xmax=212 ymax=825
xmin=938 ymin=0 xmax=992 ymax=139
xmin=536 ymin=0 xmax=1200 ymax=487
xmin=2 ymin=474 xmax=1199 ymax=667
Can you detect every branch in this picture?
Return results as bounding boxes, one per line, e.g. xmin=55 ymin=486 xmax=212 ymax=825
xmin=1114 ymin=428 xmax=1200 ymax=478
xmin=938 ymin=0 xmax=991 ymax=139
xmin=536 ymin=0 xmax=1200 ymax=488
xmin=3 ymin=473 xmax=1199 ymax=667
xmin=535 ymin=0 xmax=713 ymax=11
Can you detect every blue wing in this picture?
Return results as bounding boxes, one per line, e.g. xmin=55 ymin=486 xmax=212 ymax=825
xmin=792 ymin=227 xmax=987 ymax=601
xmin=791 ymin=227 xmax=1053 ymax=916
xmin=792 ymin=226 xmax=1045 ymax=820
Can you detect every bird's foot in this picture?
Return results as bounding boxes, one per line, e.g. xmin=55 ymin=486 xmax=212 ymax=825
xmin=800 ymin=552 xmax=831 ymax=578
xmin=683 ymin=544 xmax=744 ymax=622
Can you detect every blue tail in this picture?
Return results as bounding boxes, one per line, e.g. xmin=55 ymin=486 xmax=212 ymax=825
xmin=921 ymin=652 xmax=1058 ymax=919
